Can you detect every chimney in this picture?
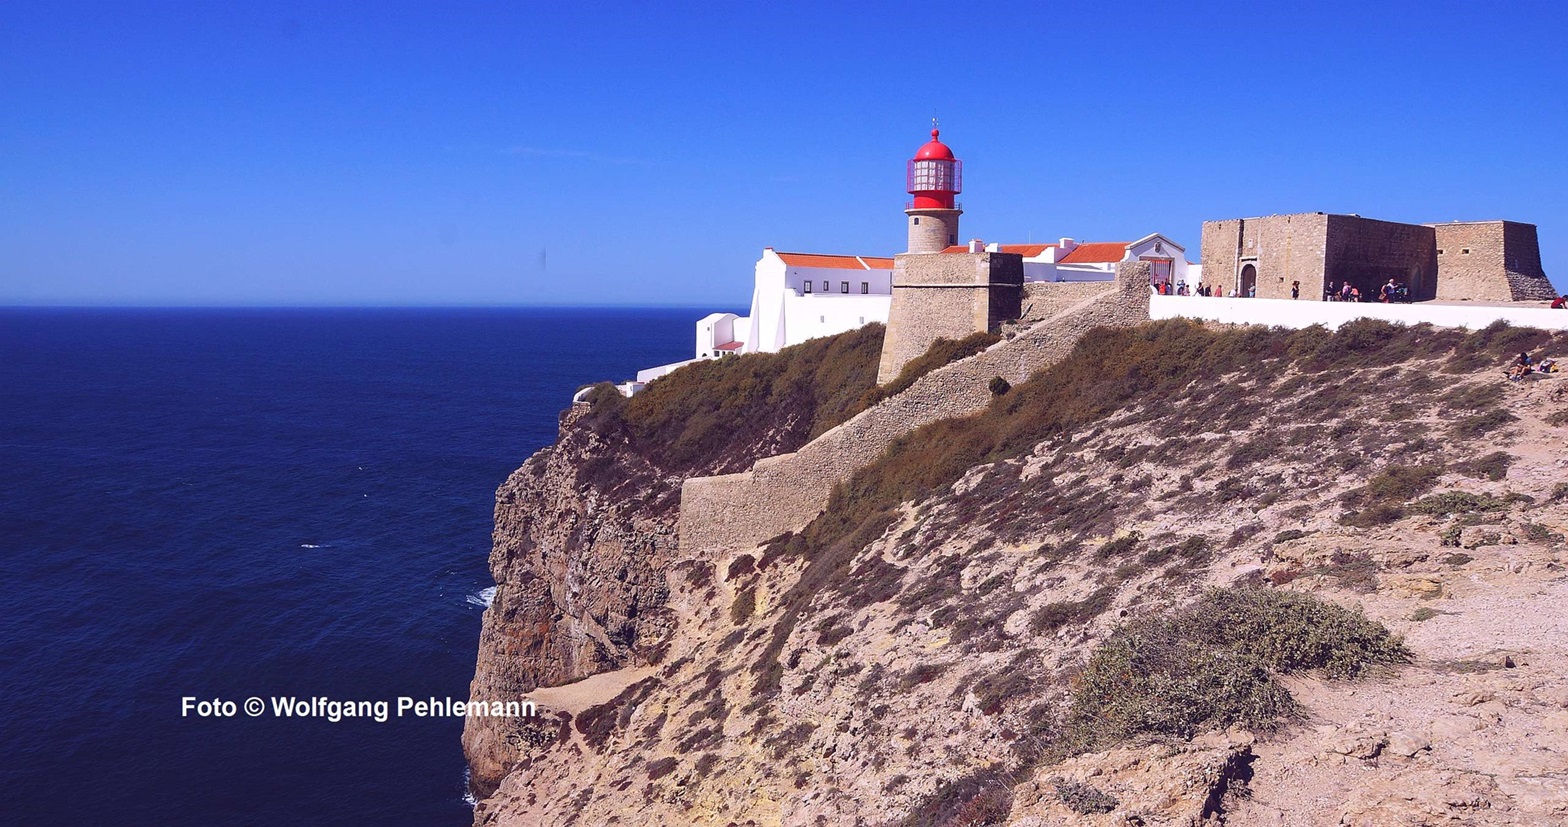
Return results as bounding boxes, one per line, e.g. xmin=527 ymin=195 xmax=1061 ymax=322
xmin=968 ymin=238 xmax=983 ymax=253
xmin=1058 ymin=237 xmax=1075 ymax=250
xmin=985 ymin=242 xmax=1000 ymax=253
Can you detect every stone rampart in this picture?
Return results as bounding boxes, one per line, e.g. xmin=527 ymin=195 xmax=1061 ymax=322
xmin=679 ymin=262 xmax=1152 ymax=557
xmin=876 ymin=251 xmax=1024 ymax=384
xmin=1430 ymin=221 xmax=1557 ymax=302
xmin=1019 ymin=281 xmax=1115 ymax=323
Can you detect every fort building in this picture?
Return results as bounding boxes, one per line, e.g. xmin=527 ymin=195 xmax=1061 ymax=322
xmin=1201 ymin=213 xmax=1554 ymax=302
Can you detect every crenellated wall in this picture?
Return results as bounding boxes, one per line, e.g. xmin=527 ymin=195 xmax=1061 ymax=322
xmin=678 ymin=263 xmax=1152 ymax=557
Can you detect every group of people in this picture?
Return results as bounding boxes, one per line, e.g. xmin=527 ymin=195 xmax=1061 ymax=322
xmin=1508 ymin=351 xmax=1560 ymax=381
xmin=1151 ymin=281 xmax=1253 ymax=297
xmin=1322 ymin=279 xmax=1412 ymax=303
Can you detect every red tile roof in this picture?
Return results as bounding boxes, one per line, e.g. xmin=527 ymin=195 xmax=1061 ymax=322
xmin=715 ymin=341 xmax=744 ymax=351
xmin=939 ymin=243 xmax=1056 ymax=257
xmin=776 ymin=252 xmax=892 ymax=270
xmin=1057 ymin=242 xmax=1130 ymax=264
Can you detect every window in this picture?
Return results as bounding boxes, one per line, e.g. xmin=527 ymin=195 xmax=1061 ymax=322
xmin=1462 ymin=248 xmax=1471 ymax=255
xmin=803 ymin=281 xmax=812 ymax=293
xmin=819 ymin=315 xmax=825 ymax=323
xmin=913 ymin=217 xmax=920 ymax=225
xmin=861 ymin=282 xmax=869 ymax=294
xmin=949 ymin=234 xmax=956 ymax=245
xmin=840 ymin=281 xmax=849 ymax=293
xmin=1437 ymin=249 xmax=1444 ymax=255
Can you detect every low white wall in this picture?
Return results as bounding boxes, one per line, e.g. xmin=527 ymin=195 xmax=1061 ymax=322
xmin=1151 ymin=295 xmax=1568 ymax=331
xmin=636 ymin=359 xmax=695 ymax=383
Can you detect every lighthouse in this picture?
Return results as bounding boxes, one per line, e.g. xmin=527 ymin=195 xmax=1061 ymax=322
xmin=905 ymin=127 xmax=962 ymax=253
xmin=879 ymin=125 xmax=1022 ymax=384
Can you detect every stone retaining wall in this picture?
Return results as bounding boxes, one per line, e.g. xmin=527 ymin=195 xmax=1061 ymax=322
xmin=678 ymin=262 xmax=1153 ymax=556
xmin=1019 ymin=281 xmax=1115 ymax=324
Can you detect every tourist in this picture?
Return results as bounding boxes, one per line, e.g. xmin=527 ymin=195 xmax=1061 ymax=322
xmin=1552 ymin=294 xmax=1567 ymax=309
xmin=1380 ymin=279 xmax=1396 ymax=303
xmin=1247 ymin=284 xmax=1257 ymax=298
xmin=1340 ymin=282 xmax=1353 ymax=301
xmin=1291 ymin=280 xmax=1300 ymax=300
xmin=1349 ymin=286 xmax=1362 ymax=302
xmin=1507 ymin=351 xmax=1534 ymax=381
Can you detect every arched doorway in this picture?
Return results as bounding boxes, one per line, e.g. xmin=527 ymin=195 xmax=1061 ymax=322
xmin=1239 ymin=263 xmax=1258 ymax=297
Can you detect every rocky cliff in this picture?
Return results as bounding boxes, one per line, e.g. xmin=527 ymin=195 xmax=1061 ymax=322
xmin=467 ymin=317 xmax=1568 ymax=825
xmin=464 ymin=325 xmax=888 ymax=794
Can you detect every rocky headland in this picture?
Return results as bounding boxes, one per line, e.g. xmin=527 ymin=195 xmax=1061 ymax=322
xmin=465 ymin=311 xmax=1568 ymax=826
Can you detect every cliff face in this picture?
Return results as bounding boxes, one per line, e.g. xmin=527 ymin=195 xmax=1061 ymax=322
xmin=462 ymin=406 xmax=681 ymax=793
xmin=468 ymin=318 xmax=1568 ymax=825
xmin=464 ymin=326 xmax=886 ymax=794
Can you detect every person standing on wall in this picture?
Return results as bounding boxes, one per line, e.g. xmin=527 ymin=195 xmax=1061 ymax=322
xmin=1291 ymin=280 xmax=1300 ymax=300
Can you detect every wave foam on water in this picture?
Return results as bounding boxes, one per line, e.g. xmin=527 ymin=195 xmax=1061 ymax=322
xmin=461 ymin=769 xmax=477 ymax=807
xmin=466 ymin=586 xmax=496 ymax=608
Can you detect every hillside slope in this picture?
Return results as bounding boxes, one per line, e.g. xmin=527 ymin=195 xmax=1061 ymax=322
xmin=470 ymin=319 xmax=1568 ymax=825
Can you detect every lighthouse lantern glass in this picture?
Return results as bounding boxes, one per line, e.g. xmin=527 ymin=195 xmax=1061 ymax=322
xmin=907 ymin=159 xmax=961 ymax=193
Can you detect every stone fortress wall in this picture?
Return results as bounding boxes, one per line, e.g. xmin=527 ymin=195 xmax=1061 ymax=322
xmin=1018 ymin=281 xmax=1117 ymax=324
xmin=679 ymin=263 xmax=1150 ymax=557
xmin=1201 ymin=214 xmax=1331 ymax=300
xmin=1202 ymin=213 xmax=1554 ymax=303
xmin=1323 ymin=214 xmax=1439 ymax=301
xmin=875 ymin=251 xmax=1024 ymax=384
xmin=1430 ymin=221 xmax=1558 ymax=302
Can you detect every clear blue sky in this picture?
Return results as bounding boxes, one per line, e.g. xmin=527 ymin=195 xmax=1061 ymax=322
xmin=3 ymin=0 xmax=1564 ymax=306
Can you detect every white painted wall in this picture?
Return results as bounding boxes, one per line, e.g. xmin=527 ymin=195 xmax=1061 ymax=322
xmin=741 ymin=248 xmax=891 ymax=354
xmin=637 ymin=359 xmax=695 ymax=383
xmin=779 ymin=292 xmax=890 ymax=345
xmin=695 ymin=312 xmax=739 ymax=359
xmin=1151 ymin=295 xmax=1568 ymax=331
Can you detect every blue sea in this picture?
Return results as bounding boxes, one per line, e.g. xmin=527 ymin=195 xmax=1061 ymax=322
xmin=0 ymin=308 xmax=701 ymax=825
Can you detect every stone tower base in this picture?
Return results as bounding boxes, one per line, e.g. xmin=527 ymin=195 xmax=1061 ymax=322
xmin=876 ymin=251 xmax=1024 ymax=385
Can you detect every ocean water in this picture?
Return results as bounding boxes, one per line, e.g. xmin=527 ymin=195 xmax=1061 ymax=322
xmin=0 ymin=308 xmax=703 ymax=825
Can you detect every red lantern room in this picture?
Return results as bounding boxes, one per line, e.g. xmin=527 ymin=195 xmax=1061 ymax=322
xmin=906 ymin=128 xmax=962 ymax=209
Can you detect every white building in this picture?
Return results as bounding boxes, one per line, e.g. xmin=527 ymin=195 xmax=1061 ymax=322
xmin=945 ymin=234 xmax=1200 ymax=288
xmin=635 ymin=247 xmax=895 ymax=384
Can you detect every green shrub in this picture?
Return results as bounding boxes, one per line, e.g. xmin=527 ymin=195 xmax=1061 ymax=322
xmin=1449 ymin=409 xmax=1519 ymax=440
xmin=1408 ymin=491 xmax=1510 ymax=516
xmin=592 ymin=324 xmax=886 ymax=473
xmin=1273 ymin=529 xmax=1309 ymax=544
xmin=1456 ymin=451 xmax=1512 ymax=481
xmin=1053 ymin=779 xmax=1118 ymax=815
xmin=729 ymin=587 xmax=756 ymax=625
xmin=1065 ymin=587 xmax=1407 ymax=750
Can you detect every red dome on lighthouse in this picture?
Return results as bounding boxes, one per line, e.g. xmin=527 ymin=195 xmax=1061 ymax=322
xmin=913 ymin=128 xmax=955 ymax=161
